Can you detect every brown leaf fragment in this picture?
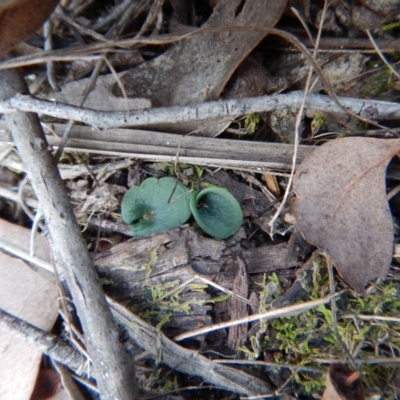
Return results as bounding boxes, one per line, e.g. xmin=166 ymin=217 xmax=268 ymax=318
xmin=0 ymin=0 xmax=59 ymax=57
xmin=228 ymin=254 xmax=249 ymax=348
xmin=293 ymin=137 xmax=400 ymax=294
xmin=112 ymin=0 xmax=287 ymax=107
xmin=322 ymin=363 xmax=364 ymax=400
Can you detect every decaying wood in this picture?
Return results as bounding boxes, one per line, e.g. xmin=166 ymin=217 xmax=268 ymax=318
xmin=227 ymin=255 xmax=249 ymax=348
xmin=0 ymin=68 xmax=139 ymax=399
xmin=94 ymin=227 xmax=302 ymax=300
xmin=94 ymin=225 xmax=303 ymax=339
xmin=94 ymin=228 xmax=229 ymax=301
xmin=242 ymin=242 xmax=301 ymax=274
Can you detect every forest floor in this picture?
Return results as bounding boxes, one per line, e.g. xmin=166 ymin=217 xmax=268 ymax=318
xmin=2 ymin=0 xmax=400 ymax=399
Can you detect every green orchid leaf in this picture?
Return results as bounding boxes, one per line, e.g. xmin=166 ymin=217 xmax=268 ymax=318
xmin=190 ymin=187 xmax=243 ymax=239
xmin=121 ymin=177 xmax=191 ymax=236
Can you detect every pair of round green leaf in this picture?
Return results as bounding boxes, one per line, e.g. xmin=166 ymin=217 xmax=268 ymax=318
xmin=121 ymin=177 xmax=243 ymax=239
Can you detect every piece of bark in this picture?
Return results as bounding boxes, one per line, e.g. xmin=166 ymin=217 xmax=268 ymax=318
xmin=0 ymin=68 xmax=139 ymax=399
xmin=95 ymin=227 xmax=300 ymax=301
xmin=0 ymin=121 xmax=314 ymax=172
xmin=243 ymin=242 xmax=300 ymax=274
xmin=285 ymin=227 xmax=314 ymax=265
xmin=94 ymin=228 xmax=224 ymax=301
xmin=228 ymin=254 xmax=249 ymax=348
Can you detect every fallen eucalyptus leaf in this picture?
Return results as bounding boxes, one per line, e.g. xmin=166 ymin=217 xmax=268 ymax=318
xmin=293 ymin=137 xmax=400 ymax=294
xmin=121 ymin=177 xmax=191 ymax=236
xmin=190 ymin=187 xmax=243 ymax=239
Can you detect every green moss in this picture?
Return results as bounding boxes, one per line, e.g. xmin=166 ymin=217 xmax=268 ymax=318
xmin=244 ymin=113 xmax=260 ymax=134
xmin=99 ymin=277 xmax=115 ymax=286
xmin=237 ymin=254 xmax=400 ymax=395
xmin=360 ymin=65 xmax=397 ymax=98
xmin=311 ymin=111 xmax=327 ymax=135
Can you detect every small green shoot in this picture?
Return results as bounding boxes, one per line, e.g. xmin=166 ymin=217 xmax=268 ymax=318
xmin=244 ymin=113 xmax=260 ymax=134
xmin=311 ymin=111 xmax=327 ymax=136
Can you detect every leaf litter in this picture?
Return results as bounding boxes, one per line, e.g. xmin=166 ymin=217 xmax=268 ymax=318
xmin=294 ymin=137 xmax=400 ymax=295
xmin=2 ymin=0 xmax=400 ymax=398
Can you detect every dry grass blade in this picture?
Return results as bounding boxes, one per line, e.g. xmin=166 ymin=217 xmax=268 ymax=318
xmin=174 ymin=294 xmax=339 ymax=341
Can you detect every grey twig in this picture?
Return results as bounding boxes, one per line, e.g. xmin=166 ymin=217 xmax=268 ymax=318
xmin=0 ymin=67 xmax=139 ymax=399
xmin=0 ymin=91 xmax=399 ymax=129
xmin=0 ymin=308 xmax=87 ymax=374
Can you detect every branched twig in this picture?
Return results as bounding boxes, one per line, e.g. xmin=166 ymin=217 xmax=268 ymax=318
xmin=0 ymin=91 xmax=399 ymax=129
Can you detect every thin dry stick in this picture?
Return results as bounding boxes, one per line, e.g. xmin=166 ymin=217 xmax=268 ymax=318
xmin=139 ymin=274 xmax=251 ymax=312
xmin=2 ymin=92 xmax=400 ymax=129
xmin=135 ymin=0 xmax=164 ymax=38
xmin=59 ymin=9 xmax=107 ymax=42
xmin=53 ymin=61 xmax=104 ymax=161
xmin=366 ymin=29 xmax=400 ymax=80
xmin=0 ymin=238 xmax=54 ymax=274
xmin=290 ymin=7 xmax=314 ymax=46
xmin=268 ymin=0 xmax=328 ymax=234
xmin=342 ymin=315 xmax=400 ymax=323
xmin=44 ymin=18 xmax=58 ymax=91
xmin=327 ymin=258 xmax=357 ymax=370
xmin=174 ymin=294 xmax=340 ymax=342
xmin=214 ymin=359 xmax=322 ymax=374
xmin=0 ymin=308 xmax=87 ymax=374
xmin=0 ymin=26 xmax=397 ymax=136
xmin=0 ymin=67 xmax=139 ymax=399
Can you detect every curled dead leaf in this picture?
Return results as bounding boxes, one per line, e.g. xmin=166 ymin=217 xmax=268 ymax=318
xmin=0 ymin=0 xmax=59 ymax=57
xmin=293 ymin=137 xmax=400 ymax=294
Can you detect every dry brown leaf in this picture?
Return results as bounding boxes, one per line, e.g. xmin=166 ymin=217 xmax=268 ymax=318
xmin=293 ymin=137 xmax=400 ymax=294
xmin=0 ymin=218 xmax=58 ymax=400
xmin=0 ymin=0 xmax=59 ymax=57
xmin=112 ymin=0 xmax=287 ymax=107
xmin=322 ymin=364 xmax=364 ymax=400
